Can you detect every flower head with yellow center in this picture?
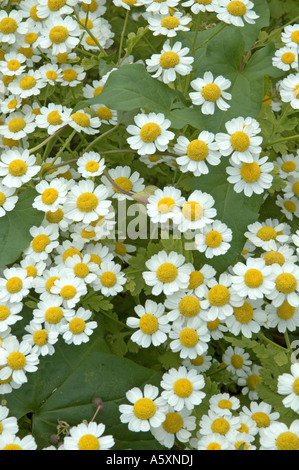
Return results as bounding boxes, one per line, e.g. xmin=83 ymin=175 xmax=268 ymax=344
xmin=190 ymin=71 xmax=232 ymax=114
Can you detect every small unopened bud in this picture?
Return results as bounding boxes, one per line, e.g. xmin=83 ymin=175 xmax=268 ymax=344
xmin=50 ymin=434 xmax=59 ymax=444
xmin=93 ymin=397 xmax=104 ymax=411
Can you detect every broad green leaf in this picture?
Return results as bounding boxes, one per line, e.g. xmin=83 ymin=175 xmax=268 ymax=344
xmin=0 ymin=187 xmax=44 ymax=269
xmin=6 ymin=329 xmax=164 ymax=450
xmin=189 ymin=161 xmax=264 ymax=273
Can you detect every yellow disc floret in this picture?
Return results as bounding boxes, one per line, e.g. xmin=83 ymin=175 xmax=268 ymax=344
xmin=201 ymin=83 xmax=221 ymax=102
xmin=156 ymin=262 xmax=178 ymax=283
xmin=230 ymin=131 xmax=250 ymax=152
xmin=78 ymin=434 xmax=100 ymax=451
xmin=69 ymin=318 xmax=86 ymax=335
xmin=100 ymin=271 xmax=117 ymax=288
xmin=159 ymin=51 xmax=180 ymax=69
xmin=208 ymin=285 xmax=230 ymax=306
xmin=133 ymin=398 xmax=156 ymax=420
xmin=162 ymin=412 xmax=183 ymax=434
xmin=7 ymin=351 xmax=26 ymax=370
xmin=275 ymin=273 xmax=297 ymax=294
xmin=173 ymin=378 xmax=193 ymax=398
xmin=139 ymin=314 xmax=159 ymax=335
xmin=187 ymin=140 xmax=209 ymax=161
xmin=140 ymin=122 xmax=161 ymax=143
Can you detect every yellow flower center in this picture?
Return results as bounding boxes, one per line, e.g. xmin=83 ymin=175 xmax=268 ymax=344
xmin=139 ymin=122 xmax=161 ymax=143
xmin=76 ymin=192 xmax=98 ymax=212
xmin=82 ymin=0 xmax=98 ymax=11
xmin=182 ymin=201 xmax=204 ymax=221
xmin=195 ymin=0 xmax=212 ymax=3
xmin=25 ymin=266 xmax=38 ymax=278
xmin=46 ymin=70 xmax=58 ymax=81
xmin=293 ymin=84 xmax=299 ymax=99
xmin=81 ymin=229 xmax=96 ymax=240
xmin=133 ymin=398 xmax=156 ymax=420
xmin=191 ymin=355 xmax=204 ymax=366
xmin=188 ymin=271 xmax=204 ymax=289
xmin=277 ymin=300 xmax=296 ymax=320
xmin=62 ymin=69 xmax=77 ymax=82
xmin=97 ymin=107 xmax=113 ymax=121
xmin=56 ymin=52 xmax=68 ymax=64
xmin=19 ymin=76 xmax=36 ymax=90
xmin=62 ymin=248 xmax=82 ymax=262
xmin=8 ymin=159 xmax=28 ymax=176
xmin=7 ymin=351 xmax=26 ymax=370
xmin=207 ymin=442 xmax=221 ymax=450
xmin=162 ymin=412 xmax=184 ymax=434
xmin=235 ymin=441 xmax=249 ymax=450
xmin=173 ymin=378 xmax=193 ymax=398
xmin=240 ymin=162 xmax=261 ymax=183
xmin=281 ymin=52 xmax=295 ymax=64
xmin=275 ymin=273 xmax=297 ymax=294
xmin=201 ymin=83 xmax=222 ymax=102
xmin=0 ymin=17 xmax=18 ymax=34
xmin=292 ymin=377 xmax=299 ymax=395
xmin=25 ymin=32 xmax=38 ymax=45
xmin=89 ymin=254 xmax=102 ymax=267
xmin=205 ymin=230 xmax=223 ymax=248
xmin=123 ymin=0 xmax=137 ymax=4
xmin=282 ymin=161 xmax=296 ymax=173
xmin=60 ymin=285 xmax=77 ymax=300
xmin=78 ymin=434 xmax=100 ymax=451
xmin=45 ymin=276 xmax=60 ymax=293
xmin=284 ymin=200 xmax=297 ymax=213
xmin=2 ymin=444 xmax=22 ymax=450
xmin=139 ymin=313 xmax=159 ymax=334
xmin=32 ymin=234 xmax=50 ymax=253
xmin=218 ymin=399 xmax=233 ymax=410
xmin=0 ymin=192 xmax=6 ymax=206
xmin=179 ymin=327 xmax=199 ymax=347
xmin=114 ymin=242 xmax=127 ymax=257
xmin=161 ymin=16 xmax=180 ymax=29
xmin=291 ymin=30 xmax=299 ymax=44
xmin=73 ymin=262 xmax=89 ymax=279
xmin=100 ymin=271 xmax=117 ymax=287
xmin=234 ymin=302 xmax=254 ymax=324
xmin=0 ymin=306 xmax=10 ymax=321
xmin=49 ymin=25 xmax=69 ymax=44
xmin=257 ymin=227 xmax=277 ymax=241
xmin=69 ymin=318 xmax=86 ymax=334
xmin=45 ymin=307 xmax=63 ymax=324
xmin=7 ymin=99 xmax=18 ymax=110
xmin=8 ymin=118 xmax=26 ymax=134
xmin=71 ymin=112 xmax=91 ymax=127
xmin=247 ymin=374 xmax=261 ymax=390
xmin=79 ymin=18 xmax=94 ymax=30
xmin=179 ymin=295 xmax=200 ymax=317
xmin=6 ymin=277 xmax=23 ymax=294
xmin=93 ymin=85 xmax=103 ymax=97
xmin=113 ymin=176 xmax=133 ymax=193
xmin=33 ymin=329 xmax=49 ymax=346
xmin=251 ymin=412 xmax=270 ymax=428
xmin=47 ymin=110 xmax=63 ymax=126
xmin=230 ymin=131 xmax=250 ymax=152
xmin=30 ymin=5 xmax=46 ymax=21
xmin=208 ymin=285 xmax=230 ymax=306
xmin=7 ymin=59 xmax=20 ymax=71
xmin=211 ymin=418 xmax=230 ymax=435
xmin=157 ymin=197 xmax=175 ymax=214
xmin=227 ymin=0 xmax=247 ymax=16
xmin=156 ymin=262 xmax=178 ymax=283
xmin=159 ymin=51 xmax=180 ymax=69
xmin=276 ymin=432 xmax=299 ymax=451
xmin=244 ymin=269 xmax=263 ymax=288
xmin=186 ymin=139 xmax=209 ymax=161
xmin=84 ymin=161 xmax=99 ymax=174
xmin=231 ymin=354 xmax=244 ymax=369
xmin=41 ymin=188 xmax=59 ymax=205
xmin=292 ymin=181 xmax=299 ymax=197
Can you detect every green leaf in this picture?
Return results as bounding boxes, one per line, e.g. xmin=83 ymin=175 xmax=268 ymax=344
xmin=124 ymin=247 xmax=147 ymax=296
xmin=189 ymin=160 xmax=264 ymax=273
xmin=6 ymin=330 xmax=164 ymax=450
xmin=0 ymin=187 xmax=44 ymax=268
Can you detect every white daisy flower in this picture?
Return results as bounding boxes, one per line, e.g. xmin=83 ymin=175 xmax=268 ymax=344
xmin=259 ymin=419 xmax=299 ymax=451
xmin=195 ymin=220 xmax=232 ymax=259
xmin=93 ymin=260 xmax=126 ymax=297
xmin=0 ymin=267 xmax=32 ymax=304
xmin=272 ymin=46 xmax=298 ymax=71
xmin=147 ymin=11 xmax=191 ymax=37
xmin=61 ymin=422 xmax=114 ymax=451
xmin=215 ymin=0 xmax=259 ymax=27
xmin=43 ymin=208 xmax=71 ymax=232
xmin=142 ymin=0 xmax=180 ymax=16
xmin=108 ymin=241 xmax=136 ymax=263
xmin=37 ymin=0 xmax=78 ymax=19
xmin=189 ymin=72 xmax=232 ymax=115
xmin=113 ymin=0 xmax=144 ymax=10
xmin=35 ymin=103 xmax=72 ymax=134
xmin=0 ymin=95 xmax=23 ymax=115
xmin=8 ymin=70 xmax=46 ymax=99
xmin=33 ymin=178 xmax=70 ymax=213
xmin=178 ymin=189 xmax=217 ymax=233
xmin=119 ymin=384 xmax=166 ymax=432
xmin=38 ymin=63 xmax=63 ymax=86
xmin=279 ymin=73 xmax=299 ymax=109
xmin=169 ymin=317 xmax=210 ymax=359
xmin=206 ymin=316 xmax=228 ymax=340
xmin=60 ymin=307 xmax=98 ymax=346
xmin=232 ymin=430 xmax=256 ymax=450
xmin=276 ymin=194 xmax=299 ymax=220
xmin=241 ymin=401 xmax=280 ymax=431
xmin=277 ymin=152 xmax=299 ymax=179
xmin=0 ymin=301 xmax=22 ymax=333
xmin=143 ymin=250 xmax=192 ymax=296
xmin=38 ymin=16 xmax=80 ymax=55
xmin=0 ymin=148 xmax=39 ymax=189
xmin=82 ymin=243 xmax=114 ymax=270
xmin=199 ymin=410 xmax=241 ymax=441
xmin=174 ymin=131 xmax=222 ymax=176
xmin=200 ymin=272 xmax=244 ymax=321
xmin=209 ymin=393 xmax=240 ymax=417
xmin=277 ymin=363 xmax=299 ymax=413
xmin=265 ymin=300 xmax=299 ymax=333
xmin=226 ymin=155 xmax=274 ymax=197
xmin=51 ymin=276 xmax=87 ymax=308
xmin=23 ymin=321 xmax=59 ymax=357
xmin=0 ymin=52 xmax=27 ymax=76
xmin=60 ymin=64 xmax=86 ymax=87
xmin=0 ymin=405 xmax=18 ymax=436
xmin=0 ymin=431 xmax=37 ymax=451
xmin=222 ymin=345 xmax=252 ymax=379
xmin=282 ymin=24 xmax=299 ymax=48
xmin=126 ymin=112 xmax=174 ymax=155
xmin=63 ymin=180 xmax=111 ymax=224
xmin=146 ymin=40 xmax=193 ymax=84
xmin=225 ymin=298 xmax=266 ymax=338
xmin=81 ymin=16 xmax=114 ymax=51
xmin=182 ymin=0 xmax=219 ymax=14
xmin=23 ymin=224 xmax=59 ymax=262
xmin=63 ymin=253 xmax=100 ymax=285
xmin=150 ymin=406 xmax=196 ymax=449
xmin=0 ymin=184 xmax=18 ymax=217
xmin=196 ymin=433 xmax=234 ymax=450
xmin=237 ymin=364 xmax=262 ymax=401
xmin=164 ymin=290 xmax=204 ymax=323
xmin=245 ymin=218 xmax=290 ymax=252
xmin=0 ymin=106 xmax=36 ymax=140
xmin=33 ymin=297 xmax=68 ymax=333
xmin=230 ymin=257 xmax=275 ymax=300
xmin=0 ymin=10 xmax=27 ymax=44
xmin=266 ymin=262 xmax=299 ymax=308
xmin=126 ymin=299 xmax=170 ymax=348
xmin=53 ymin=240 xmax=85 ymax=266
xmin=146 ymin=186 xmax=185 ymax=225
xmin=187 ymin=264 xmax=216 ymax=298
xmin=101 ymin=165 xmax=145 ymax=201
xmin=69 ymin=109 xmax=102 ymax=135
xmin=282 ymin=175 xmax=299 ymax=199
xmin=0 ymin=336 xmax=39 ymax=386
xmin=159 ymin=366 xmax=206 ymax=412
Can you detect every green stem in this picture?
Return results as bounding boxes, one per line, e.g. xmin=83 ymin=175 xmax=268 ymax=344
xmin=29 ymin=126 xmax=68 ymax=155
xmin=263 ymin=133 xmax=299 ymax=149
xmin=194 ymin=23 xmax=227 ymax=51
xmin=284 ymin=331 xmax=292 ymax=352
xmin=72 ymin=9 xmax=108 ymax=57
xmin=41 ymin=129 xmax=77 ymax=175
xmin=258 ymin=332 xmax=287 ymax=352
xmin=118 ymin=9 xmax=130 ymax=65
xmin=84 ymin=124 xmax=119 ymax=153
